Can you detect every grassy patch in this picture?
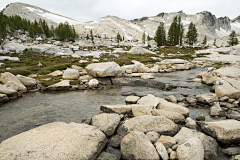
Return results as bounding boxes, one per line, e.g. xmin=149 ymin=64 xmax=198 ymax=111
xmin=35 ymin=75 xmax=62 ymax=87
xmin=69 ymin=80 xmax=81 ymax=85
xmin=215 ymin=65 xmax=223 ymax=69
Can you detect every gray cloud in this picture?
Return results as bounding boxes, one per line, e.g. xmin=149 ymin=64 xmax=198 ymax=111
xmin=1 ymin=0 xmax=239 ymax=22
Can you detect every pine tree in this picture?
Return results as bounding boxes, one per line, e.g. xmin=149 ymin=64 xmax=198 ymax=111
xmin=186 ymin=22 xmax=198 ymax=45
xmin=116 ymin=32 xmax=122 ymax=43
xmin=228 ymin=31 xmax=239 ymax=46
xmin=0 ymin=13 xmax=8 ymax=45
xmin=154 ymin=22 xmax=166 ymax=46
xmin=202 ymin=36 xmax=207 ymax=45
xmin=90 ymin=29 xmax=94 ymax=43
xmin=142 ymin=31 xmax=146 ymax=44
xmin=86 ymin=34 xmax=89 ymax=40
xmin=167 ymin=16 xmax=184 ymax=46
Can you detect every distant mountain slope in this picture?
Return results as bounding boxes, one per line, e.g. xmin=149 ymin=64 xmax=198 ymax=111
xmin=2 ymin=2 xmax=81 ymax=27
xmin=2 ymin=2 xmax=240 ymax=42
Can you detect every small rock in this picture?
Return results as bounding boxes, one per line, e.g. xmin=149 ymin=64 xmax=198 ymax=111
xmin=196 ymin=114 xmax=205 ymax=121
xmin=125 ymin=96 xmax=140 ymax=104
xmin=97 ymin=152 xmax=120 ymax=160
xmin=109 ymin=134 xmax=123 ymax=148
xmin=166 ymin=95 xmax=177 ymax=103
xmin=156 ymin=135 xmax=176 ymax=149
xmin=210 ymin=103 xmax=226 ymax=117
xmin=185 ymin=117 xmax=197 ymax=130
xmin=155 ymin=142 xmax=169 ymax=160
xmin=146 ymin=131 xmax=160 ymax=144
xmin=222 ymin=147 xmax=240 ymax=156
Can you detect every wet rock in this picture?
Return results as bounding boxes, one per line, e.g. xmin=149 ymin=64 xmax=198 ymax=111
xmin=152 ymin=109 xmax=185 ymax=124
xmin=186 ymin=97 xmax=197 ymax=105
xmin=0 ymin=93 xmax=9 ymax=103
xmin=196 ymin=93 xmax=218 ymax=104
xmin=0 ymin=84 xmax=18 ymax=96
xmin=176 ymin=137 xmax=204 ymax=160
xmin=156 ymin=135 xmax=176 ymax=149
xmin=174 ymin=127 xmax=218 ymax=159
xmin=227 ymin=110 xmax=240 ymax=120
xmin=88 ymin=79 xmax=99 ymax=88
xmin=166 ymin=95 xmax=177 ymax=103
xmin=198 ymin=119 xmax=240 ymax=144
xmin=132 ymin=105 xmax=154 ymax=117
xmin=86 ymin=62 xmax=122 ymax=77
xmin=109 ymin=134 xmax=123 ymax=148
xmin=157 ymin=98 xmax=189 ymax=117
xmin=46 ymin=80 xmax=70 ymax=91
xmin=210 ymin=103 xmax=226 ymax=117
xmin=155 ymin=142 xmax=169 ymax=160
xmin=122 ymin=115 xmax=179 ymax=136
xmin=196 ymin=114 xmax=205 ymax=121
xmin=121 ymin=131 xmax=159 ymax=160
xmin=16 ymin=74 xmax=36 ymax=87
xmin=92 ymin=113 xmax=121 ymax=136
xmin=0 ymin=72 xmax=27 ymax=91
xmin=100 ymin=105 xmax=133 ymax=116
xmin=0 ymin=122 xmax=108 ymax=160
xmin=185 ymin=117 xmax=197 ymax=130
xmin=202 ymin=74 xmax=217 ymax=85
xmin=82 ymin=117 xmax=92 ymax=125
xmin=222 ymin=147 xmax=240 ymax=156
xmin=137 ymin=94 xmax=160 ymax=108
xmin=146 ymin=131 xmax=160 ymax=144
xmin=125 ymin=96 xmax=140 ymax=104
xmin=97 ymin=152 xmax=120 ymax=160
xmin=62 ymin=68 xmax=80 ymax=79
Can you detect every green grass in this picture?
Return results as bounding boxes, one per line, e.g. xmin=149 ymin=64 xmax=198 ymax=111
xmin=69 ymin=80 xmax=81 ymax=85
xmin=35 ymin=75 xmax=62 ymax=87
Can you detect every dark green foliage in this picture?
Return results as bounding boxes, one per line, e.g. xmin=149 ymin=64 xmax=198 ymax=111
xmin=86 ymin=34 xmax=89 ymax=40
xmin=228 ymin=31 xmax=239 ymax=46
xmin=154 ymin=22 xmax=166 ymax=46
xmin=116 ymin=32 xmax=122 ymax=43
xmin=185 ymin=22 xmax=198 ymax=45
xmin=202 ymin=35 xmax=207 ymax=45
xmin=90 ymin=29 xmax=94 ymax=43
xmin=0 ymin=13 xmax=8 ymax=45
xmin=167 ymin=16 xmax=184 ymax=46
xmin=54 ymin=22 xmax=78 ymax=41
xmin=142 ymin=31 xmax=146 ymax=44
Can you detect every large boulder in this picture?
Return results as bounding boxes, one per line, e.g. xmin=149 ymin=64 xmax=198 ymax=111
xmin=196 ymin=93 xmax=218 ymax=104
xmin=2 ymin=41 xmax=26 ymax=52
xmin=121 ymin=131 xmax=159 ymax=160
xmin=85 ymin=62 xmax=122 ymax=77
xmin=0 ymin=84 xmax=18 ymax=96
xmin=62 ymin=68 xmax=80 ymax=79
xmin=215 ymin=77 xmax=240 ymax=99
xmin=152 ymin=109 xmax=185 ymax=124
xmin=214 ymin=65 xmax=240 ymax=79
xmin=137 ymin=94 xmax=160 ymax=108
xmin=198 ymin=120 xmax=240 ymax=144
xmin=176 ymin=137 xmax=204 ymax=160
xmin=120 ymin=115 xmax=179 ymax=136
xmin=131 ymin=105 xmax=153 ymax=117
xmin=0 ymin=72 xmax=26 ymax=91
xmin=91 ymin=113 xmax=121 ymax=136
xmin=157 ymin=98 xmax=189 ymax=117
xmin=210 ymin=103 xmax=226 ymax=117
xmin=16 ymin=74 xmax=36 ymax=87
xmin=0 ymin=122 xmax=108 ymax=160
xmin=174 ymin=127 xmax=218 ymax=159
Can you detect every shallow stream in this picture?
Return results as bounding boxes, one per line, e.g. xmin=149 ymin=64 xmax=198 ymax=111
xmin=0 ymin=67 xmax=229 ymax=159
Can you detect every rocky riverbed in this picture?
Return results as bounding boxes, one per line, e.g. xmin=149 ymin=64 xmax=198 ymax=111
xmin=0 ymin=65 xmax=240 ymax=160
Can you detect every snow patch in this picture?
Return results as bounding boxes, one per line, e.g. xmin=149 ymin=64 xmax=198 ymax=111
xmin=25 ymin=6 xmax=80 ymax=25
xmin=231 ymin=22 xmax=240 ymax=34
xmin=215 ymin=28 xmax=231 ymax=37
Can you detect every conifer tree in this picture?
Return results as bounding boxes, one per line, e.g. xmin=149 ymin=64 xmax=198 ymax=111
xmin=86 ymin=34 xmax=89 ymax=40
xmin=228 ymin=30 xmax=239 ymax=46
xmin=154 ymin=22 xmax=166 ymax=46
xmin=116 ymin=32 xmax=122 ymax=43
xmin=142 ymin=31 xmax=146 ymax=44
xmin=167 ymin=16 xmax=184 ymax=46
xmin=186 ymin=22 xmax=198 ymax=45
xmin=90 ymin=29 xmax=94 ymax=43
xmin=202 ymin=36 xmax=207 ymax=45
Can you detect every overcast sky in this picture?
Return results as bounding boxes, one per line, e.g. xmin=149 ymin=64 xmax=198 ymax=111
xmin=1 ymin=0 xmax=240 ymax=22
